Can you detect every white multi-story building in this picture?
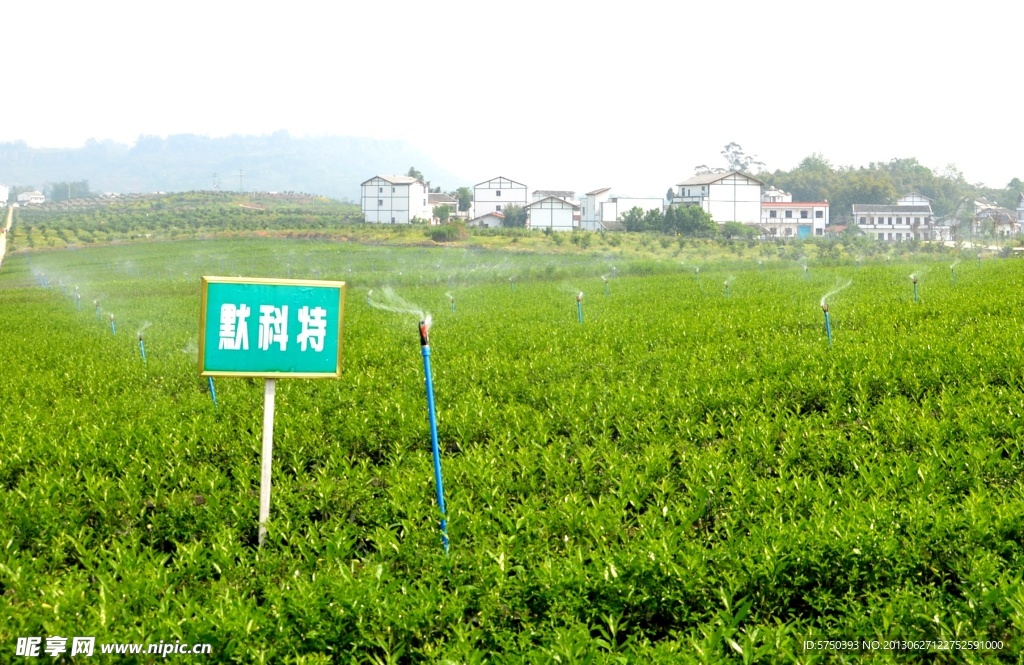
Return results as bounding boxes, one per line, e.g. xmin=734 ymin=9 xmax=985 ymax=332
xmin=17 ymin=191 xmax=45 ymax=205
xmin=671 ymin=171 xmax=763 ymax=224
xmin=581 ymin=187 xmax=664 ymax=230
xmin=526 ymin=196 xmax=579 ymax=232
xmin=474 ymin=176 xmax=527 ymax=219
xmin=581 ymin=188 xmax=612 ymax=229
xmin=760 ymin=201 xmax=829 ymax=238
xmin=361 ymin=175 xmax=430 ymax=224
xmin=853 ymin=193 xmax=937 ymax=241
xmin=603 ymin=197 xmax=663 ymax=225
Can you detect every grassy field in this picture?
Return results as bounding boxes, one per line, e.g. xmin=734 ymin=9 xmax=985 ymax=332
xmin=2 ymin=228 xmax=1024 ymax=662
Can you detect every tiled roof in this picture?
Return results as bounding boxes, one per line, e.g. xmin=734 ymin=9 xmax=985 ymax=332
xmin=852 ymin=204 xmax=932 ymax=214
xmin=676 ymin=171 xmax=765 ymax=187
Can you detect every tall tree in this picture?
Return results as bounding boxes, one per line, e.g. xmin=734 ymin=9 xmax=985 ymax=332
xmin=455 ymin=187 xmax=472 ymax=212
xmin=433 ymin=205 xmax=451 ymax=223
xmin=500 ymin=204 xmax=527 ymax=228
xmin=406 ymin=167 xmax=424 ymax=181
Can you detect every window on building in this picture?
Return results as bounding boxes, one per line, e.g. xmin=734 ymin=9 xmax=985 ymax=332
xmin=815 ymin=211 xmax=824 ymax=219
xmin=378 ymin=200 xmax=383 ymax=206
xmin=496 ymin=190 xmax=501 ymax=197
xmin=816 ymin=229 xmax=823 ymax=236
xmin=800 ymin=210 xmax=809 ymax=219
xmin=888 ymin=233 xmax=893 ymax=240
xmin=392 ymin=187 xmax=395 ymax=193
xmin=785 ymin=210 xmax=793 ymax=218
xmin=878 ymin=233 xmax=885 ymax=240
xmin=785 ymin=228 xmax=792 ymax=236
xmin=391 ymin=217 xmax=395 ymax=223
xmin=769 ymin=210 xmax=777 ymax=218
xmin=914 ymin=217 xmax=920 ymax=223
xmin=379 ymin=187 xmax=383 ymax=193
xmin=888 ymin=217 xmax=893 ymax=224
xmin=896 ymin=233 xmax=902 ymax=239
xmin=496 ymin=205 xmax=501 ymax=211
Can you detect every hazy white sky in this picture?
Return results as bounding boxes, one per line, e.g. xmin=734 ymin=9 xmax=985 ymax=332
xmin=5 ymin=0 xmax=1021 ymax=196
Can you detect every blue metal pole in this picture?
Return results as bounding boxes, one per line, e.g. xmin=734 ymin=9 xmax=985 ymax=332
xmin=138 ymin=334 xmax=147 ymax=363
xmin=577 ymin=294 xmax=583 ymax=324
xmin=823 ymin=305 xmax=833 ymax=346
xmin=450 ymin=297 xmax=455 ymax=314
xmin=110 ymin=314 xmax=116 ymax=335
xmin=419 ymin=321 xmax=449 ymax=552
xmin=208 ymin=376 xmax=219 ymax=408
xmin=913 ymin=279 xmax=918 ymax=303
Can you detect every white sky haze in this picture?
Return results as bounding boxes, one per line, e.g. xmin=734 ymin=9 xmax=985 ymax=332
xmin=5 ymin=0 xmax=1021 ymax=196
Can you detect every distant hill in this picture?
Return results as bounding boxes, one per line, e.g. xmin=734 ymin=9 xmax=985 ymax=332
xmin=0 ymin=132 xmax=463 ymax=201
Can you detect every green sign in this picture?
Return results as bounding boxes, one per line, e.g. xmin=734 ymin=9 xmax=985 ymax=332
xmin=199 ymin=277 xmax=345 ymax=378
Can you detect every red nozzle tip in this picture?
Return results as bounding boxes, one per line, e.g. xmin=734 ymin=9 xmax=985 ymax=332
xmin=419 ymin=321 xmax=429 ymax=346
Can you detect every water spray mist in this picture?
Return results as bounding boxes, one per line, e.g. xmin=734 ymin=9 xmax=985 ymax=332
xmin=418 ymin=319 xmax=449 ymax=552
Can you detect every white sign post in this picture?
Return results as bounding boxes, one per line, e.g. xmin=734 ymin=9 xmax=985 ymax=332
xmin=199 ymin=277 xmax=345 ymax=547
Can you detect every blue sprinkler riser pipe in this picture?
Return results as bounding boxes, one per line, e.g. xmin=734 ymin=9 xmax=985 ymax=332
xmin=110 ymin=316 xmax=116 ymax=335
xmin=208 ymin=376 xmax=219 ymax=408
xmin=913 ymin=282 xmax=918 ymax=303
xmin=824 ymin=310 xmax=833 ymax=346
xmin=419 ymin=324 xmax=449 ymax=552
xmin=138 ymin=336 xmax=147 ymax=363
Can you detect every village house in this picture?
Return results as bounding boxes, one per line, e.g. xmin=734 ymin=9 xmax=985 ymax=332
xmin=581 ymin=187 xmax=663 ymax=231
xmin=525 ymin=196 xmax=579 ymax=232
xmin=361 ymin=175 xmax=430 ymax=224
xmin=17 ymin=190 xmax=45 ymax=205
xmin=468 ymin=211 xmax=506 ymax=228
xmin=428 ymin=192 xmax=460 ymax=222
xmin=474 ymin=176 xmax=528 ymax=219
xmin=759 ymin=187 xmax=829 ymax=238
xmin=853 ymin=193 xmax=938 ymax=242
xmin=670 ymin=171 xmax=763 ymax=225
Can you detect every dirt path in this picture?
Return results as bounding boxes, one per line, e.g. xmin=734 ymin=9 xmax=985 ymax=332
xmin=0 ymin=206 xmax=11 ymax=268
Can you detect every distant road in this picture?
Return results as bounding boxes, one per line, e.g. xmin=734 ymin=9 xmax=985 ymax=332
xmin=0 ymin=206 xmax=11 ymax=268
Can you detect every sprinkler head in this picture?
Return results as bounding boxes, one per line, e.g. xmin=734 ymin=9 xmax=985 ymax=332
xmin=137 ymin=332 xmax=143 ymax=342
xmin=822 ymin=303 xmax=829 ymax=313
xmin=419 ymin=320 xmax=430 ymax=346
xmin=912 ymin=277 xmax=918 ymax=284
xmin=577 ymin=292 xmax=583 ymax=302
